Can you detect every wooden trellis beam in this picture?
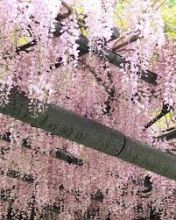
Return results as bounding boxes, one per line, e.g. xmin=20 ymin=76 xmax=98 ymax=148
xmin=54 ymin=21 xmax=157 ymax=85
xmin=0 ymin=86 xmax=176 ymax=181
xmin=51 ymin=33 xmax=158 ymax=85
xmin=0 ymin=188 xmax=61 ymax=219
xmin=15 ymin=22 xmax=158 ymax=86
xmin=0 ymin=132 xmax=84 ymax=166
xmin=54 ymin=16 xmax=168 ymax=129
xmin=0 ymin=168 xmax=34 ymax=183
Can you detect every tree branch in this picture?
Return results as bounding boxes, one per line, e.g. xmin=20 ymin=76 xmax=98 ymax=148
xmin=55 ymin=1 xmax=73 ymax=21
xmin=156 ymin=127 xmax=176 ymax=140
xmin=144 ymin=103 xmax=172 ymax=130
xmin=112 ymin=34 xmax=141 ymax=51
xmin=80 ymin=60 xmax=116 ymax=114
xmin=16 ymin=39 xmax=37 ymax=54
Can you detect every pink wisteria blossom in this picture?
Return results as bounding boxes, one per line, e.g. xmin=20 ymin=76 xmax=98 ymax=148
xmin=0 ymin=0 xmax=175 ymax=219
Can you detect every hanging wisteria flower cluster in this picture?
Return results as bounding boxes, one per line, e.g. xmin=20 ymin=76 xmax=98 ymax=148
xmin=0 ymin=0 xmax=176 ymax=219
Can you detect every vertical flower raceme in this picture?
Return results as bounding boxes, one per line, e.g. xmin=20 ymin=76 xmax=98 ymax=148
xmin=82 ymin=0 xmax=117 ymax=49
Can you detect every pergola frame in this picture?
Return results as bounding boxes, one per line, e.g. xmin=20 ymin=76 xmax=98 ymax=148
xmin=0 ymin=2 xmax=175 ymax=182
xmin=0 ymin=2 xmax=175 ymax=219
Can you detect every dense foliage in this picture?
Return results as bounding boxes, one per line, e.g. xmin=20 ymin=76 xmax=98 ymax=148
xmin=0 ymin=0 xmax=176 ymax=219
